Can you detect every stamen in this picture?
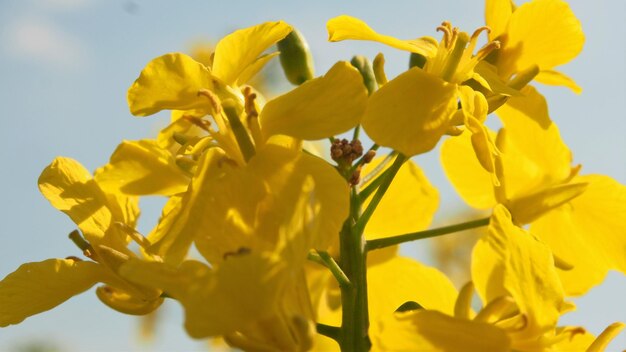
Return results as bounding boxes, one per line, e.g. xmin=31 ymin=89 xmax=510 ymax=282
xmin=471 ymin=26 xmax=491 ymax=42
xmin=68 ymin=229 xmax=98 ymax=260
xmin=197 ymin=88 xmax=223 ymax=115
xmin=243 ymin=86 xmax=265 ymax=148
xmin=182 ymin=115 xmax=211 ymax=132
xmin=436 ymin=23 xmax=452 ymax=48
xmin=474 ymin=40 xmax=501 ymax=62
xmin=114 ymin=222 xmax=152 ymax=250
xmin=474 ymin=296 xmax=516 ymax=324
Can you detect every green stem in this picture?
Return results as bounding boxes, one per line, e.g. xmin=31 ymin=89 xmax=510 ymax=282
xmin=317 ymin=323 xmax=341 ymax=342
xmin=339 ymin=188 xmax=371 ymax=351
xmin=366 ymin=217 xmax=491 ymax=251
xmin=223 ymin=106 xmax=256 ymax=162
xmin=354 ymin=154 xmax=407 ymax=236
xmin=317 ymin=251 xmax=351 ymax=290
xmin=352 ymin=125 xmax=361 ymax=141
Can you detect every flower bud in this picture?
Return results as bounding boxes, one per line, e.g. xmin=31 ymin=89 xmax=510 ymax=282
xmin=350 ymin=55 xmax=377 ymax=95
xmin=277 ymin=29 xmax=315 ymax=85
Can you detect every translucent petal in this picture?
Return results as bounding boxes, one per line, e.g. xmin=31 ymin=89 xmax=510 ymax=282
xmin=0 ymin=259 xmax=104 ymax=326
xmin=127 ymin=53 xmax=215 ymax=117
xmin=120 ymin=256 xmax=287 ymax=338
xmin=499 ymin=0 xmax=584 ymax=76
xmin=212 ymin=21 xmax=292 ymax=86
xmin=485 ymin=0 xmax=514 ymax=41
xmin=362 ymin=158 xmax=439 ymax=239
xmin=260 ymin=61 xmax=367 ymax=140
xmin=368 ymin=256 xmax=458 ymax=321
xmin=363 ymin=68 xmax=458 ymax=156
xmin=95 ymin=140 xmax=189 ymax=196
xmin=327 ymin=15 xmax=438 ymax=57
xmin=38 ymin=157 xmax=134 ymax=251
xmin=472 ymin=206 xmax=564 ymax=345
xmin=96 ymin=285 xmax=163 ymax=315
xmin=535 ymin=69 xmax=582 ymax=94
xmin=531 ymin=175 xmax=626 ymax=296
xmin=441 ymin=131 xmax=497 ymax=209
xmin=373 ymin=310 xmax=510 ymax=352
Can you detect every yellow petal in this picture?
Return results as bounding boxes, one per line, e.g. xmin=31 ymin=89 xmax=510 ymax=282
xmin=373 ymin=310 xmax=510 ymax=352
xmin=96 ymin=285 xmax=163 ymax=315
xmin=507 ymin=181 xmax=588 ymax=225
xmin=368 ymin=256 xmax=458 ymax=322
xmin=441 ymin=131 xmax=497 ymax=209
xmin=0 ymin=259 xmax=104 ymax=326
xmin=157 ymin=111 xmax=209 ymax=150
xmin=587 ymin=322 xmax=625 ymax=352
xmin=237 ymin=52 xmax=280 ymax=88
xmin=472 ymin=205 xmax=564 ymax=343
xmin=531 ymin=175 xmax=626 ymax=295
xmin=497 ymin=87 xmax=573 ymax=198
xmin=127 ymin=53 xmax=215 ymax=117
xmin=327 ymin=15 xmax=438 ymax=57
xmin=553 ymin=327 xmax=596 ymax=351
xmin=499 ymin=0 xmax=584 ymax=76
xmin=95 ymin=140 xmax=189 ymax=196
xmin=485 ymin=0 xmax=514 ymax=41
xmin=535 ymin=69 xmax=582 ymax=94
xmin=120 ymin=255 xmax=287 ymax=338
xmin=38 ymin=157 xmax=134 ymax=251
xmin=259 ymin=61 xmax=367 ymax=140
xmin=193 ymin=143 xmax=349 ymax=265
xmin=212 ymin=21 xmax=292 ymax=86
xmin=363 ymin=68 xmax=458 ymax=156
xmin=362 ymin=158 xmax=439 ymax=239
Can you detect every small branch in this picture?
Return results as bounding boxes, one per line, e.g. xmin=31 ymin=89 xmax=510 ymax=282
xmin=366 ymin=217 xmax=491 ymax=251
xmin=318 ymin=251 xmax=352 ymax=289
xmin=317 ymin=323 xmax=341 ymax=342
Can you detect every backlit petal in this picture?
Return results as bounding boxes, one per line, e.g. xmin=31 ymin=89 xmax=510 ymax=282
xmin=472 ymin=205 xmax=564 ymax=344
xmin=362 ymin=158 xmax=439 ymax=239
xmin=363 ymin=68 xmax=457 ymax=156
xmin=212 ymin=21 xmax=292 ymax=86
xmin=374 ymin=310 xmax=510 ymax=352
xmin=127 ymin=53 xmax=215 ymax=117
xmin=327 ymin=15 xmax=438 ymax=57
xmin=95 ymin=140 xmax=190 ymax=196
xmin=441 ymin=131 xmax=497 ymax=209
xmin=499 ymin=0 xmax=584 ymax=76
xmin=38 ymin=157 xmax=134 ymax=251
xmin=120 ymin=256 xmax=287 ymax=338
xmin=531 ymin=175 xmax=626 ymax=295
xmin=485 ymin=0 xmax=514 ymax=41
xmin=535 ymin=69 xmax=582 ymax=94
xmin=260 ymin=61 xmax=367 ymax=140
xmin=0 ymin=259 xmax=105 ymax=326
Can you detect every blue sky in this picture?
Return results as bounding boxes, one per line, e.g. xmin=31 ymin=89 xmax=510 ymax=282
xmin=0 ymin=0 xmax=624 ymax=350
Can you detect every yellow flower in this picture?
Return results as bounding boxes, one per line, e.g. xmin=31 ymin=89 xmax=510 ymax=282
xmin=441 ymin=87 xmax=626 ymax=295
xmin=327 ymin=16 xmax=501 ymax=182
xmin=0 ymin=157 xmax=162 ymax=327
xmin=120 ymin=143 xmax=349 ymax=348
xmin=484 ymin=0 xmax=585 ymax=93
xmin=373 ymin=206 xmax=623 ymax=351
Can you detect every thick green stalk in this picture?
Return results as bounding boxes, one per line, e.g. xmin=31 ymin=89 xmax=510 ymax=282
xmin=366 ymin=217 xmax=491 ymax=251
xmin=339 ymin=188 xmax=370 ymax=351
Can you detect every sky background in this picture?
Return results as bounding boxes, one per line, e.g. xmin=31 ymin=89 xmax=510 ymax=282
xmin=0 ymin=0 xmax=624 ymax=350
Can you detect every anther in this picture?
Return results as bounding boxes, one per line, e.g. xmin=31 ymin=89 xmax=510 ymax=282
xmin=183 ymin=115 xmax=211 ymax=132
xmin=470 ymin=26 xmax=491 ymax=41
xmin=223 ymin=247 xmax=251 ymax=260
xmin=197 ymin=88 xmax=223 ymax=114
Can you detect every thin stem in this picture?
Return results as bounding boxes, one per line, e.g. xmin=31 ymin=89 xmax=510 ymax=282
xmin=317 ymin=251 xmax=351 ymax=289
xmin=354 ymin=154 xmax=407 ymax=236
xmin=317 ymin=323 xmax=341 ymax=342
xmin=352 ymin=125 xmax=361 ymax=141
xmin=366 ymin=217 xmax=490 ymax=251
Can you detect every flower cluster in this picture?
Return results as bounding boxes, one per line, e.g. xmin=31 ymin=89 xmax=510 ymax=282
xmin=1 ymin=0 xmax=624 ymax=351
